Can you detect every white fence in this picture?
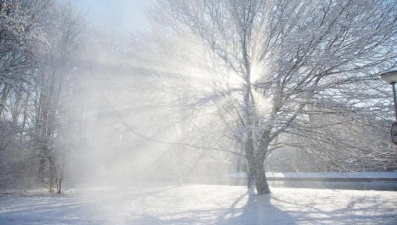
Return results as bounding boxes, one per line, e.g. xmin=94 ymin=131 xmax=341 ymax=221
xmin=227 ymin=172 xmax=397 ymax=190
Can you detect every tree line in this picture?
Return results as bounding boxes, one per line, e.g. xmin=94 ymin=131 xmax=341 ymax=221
xmin=0 ymin=0 xmax=85 ymax=193
xmin=1 ymin=0 xmax=397 ymax=195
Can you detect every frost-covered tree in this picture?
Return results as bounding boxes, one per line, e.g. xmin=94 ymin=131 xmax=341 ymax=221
xmin=144 ymin=0 xmax=397 ymax=194
xmin=31 ymin=0 xmax=85 ymax=193
xmin=0 ymin=0 xmax=45 ymax=116
xmin=0 ymin=0 xmax=86 ymax=193
xmin=0 ymin=0 xmax=50 ymax=190
xmin=268 ymin=109 xmax=397 ymax=173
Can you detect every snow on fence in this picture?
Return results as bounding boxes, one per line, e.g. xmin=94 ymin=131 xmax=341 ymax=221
xmin=225 ymin=172 xmax=397 ymax=191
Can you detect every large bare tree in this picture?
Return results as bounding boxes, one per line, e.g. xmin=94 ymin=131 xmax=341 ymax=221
xmin=143 ymin=0 xmax=397 ymax=194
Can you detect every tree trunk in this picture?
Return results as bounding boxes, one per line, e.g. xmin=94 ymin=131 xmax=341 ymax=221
xmin=245 ymin=134 xmax=271 ymax=194
xmin=254 ymin=158 xmax=271 ymax=194
xmin=56 ymin=172 xmax=63 ymax=194
xmin=38 ymin=157 xmax=46 ymax=183
xmin=247 ymin=166 xmax=255 ymax=188
xmin=246 ymin=151 xmax=271 ymax=194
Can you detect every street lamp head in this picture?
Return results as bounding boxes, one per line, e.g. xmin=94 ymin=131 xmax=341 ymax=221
xmin=380 ymin=70 xmax=397 ymax=84
xmin=380 ymin=70 xmax=397 ymax=143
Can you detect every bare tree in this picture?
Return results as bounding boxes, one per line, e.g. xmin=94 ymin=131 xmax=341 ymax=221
xmin=145 ymin=0 xmax=397 ymax=194
xmin=0 ymin=0 xmax=86 ymax=193
xmin=0 ymin=0 xmax=46 ymax=117
xmin=31 ymin=0 xmax=85 ymax=193
xmin=0 ymin=0 xmax=50 ymax=190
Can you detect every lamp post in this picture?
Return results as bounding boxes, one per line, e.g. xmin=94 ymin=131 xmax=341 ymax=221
xmin=380 ymin=70 xmax=397 ymax=145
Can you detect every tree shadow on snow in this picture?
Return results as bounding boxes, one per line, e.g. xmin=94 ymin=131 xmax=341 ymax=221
xmin=218 ymin=189 xmax=296 ymax=225
xmin=260 ymin=192 xmax=397 ymax=225
xmin=0 ymin=186 xmax=179 ymax=225
xmin=124 ymin=187 xmax=296 ymax=225
xmin=314 ymin=195 xmax=397 ymax=224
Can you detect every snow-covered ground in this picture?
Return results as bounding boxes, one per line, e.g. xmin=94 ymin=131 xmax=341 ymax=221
xmin=1 ymin=185 xmax=396 ymax=224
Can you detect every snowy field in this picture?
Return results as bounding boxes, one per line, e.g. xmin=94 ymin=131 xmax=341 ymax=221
xmin=1 ymin=185 xmax=397 ymax=225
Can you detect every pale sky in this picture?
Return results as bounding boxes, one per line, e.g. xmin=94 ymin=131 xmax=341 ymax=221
xmin=70 ymin=0 xmax=147 ymax=31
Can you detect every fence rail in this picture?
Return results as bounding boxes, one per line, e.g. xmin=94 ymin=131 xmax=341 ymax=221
xmin=227 ymin=172 xmax=397 ymax=191
xmin=180 ymin=172 xmax=397 ymax=191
